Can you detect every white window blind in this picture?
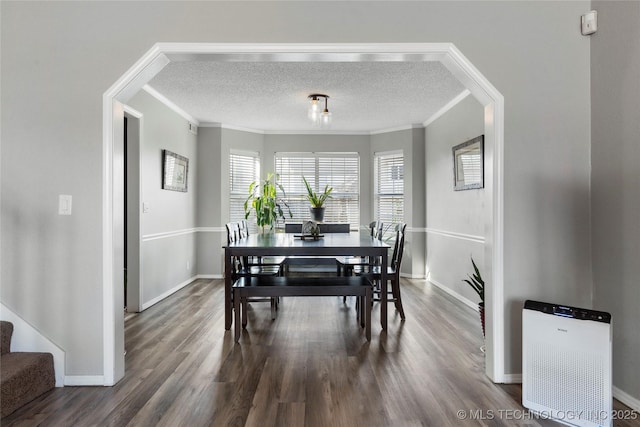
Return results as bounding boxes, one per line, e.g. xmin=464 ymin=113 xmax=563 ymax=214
xmin=374 ymin=151 xmax=404 ymax=226
xmin=275 ymin=153 xmax=360 ymax=230
xmin=229 ymin=151 xmax=260 ymax=231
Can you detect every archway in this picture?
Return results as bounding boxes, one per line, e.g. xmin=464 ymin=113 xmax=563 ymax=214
xmin=103 ymin=43 xmax=504 ymax=385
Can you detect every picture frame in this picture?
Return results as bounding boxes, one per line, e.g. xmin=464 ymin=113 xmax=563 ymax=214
xmin=453 ymin=135 xmax=484 ymax=191
xmin=162 ymin=149 xmax=189 ymax=192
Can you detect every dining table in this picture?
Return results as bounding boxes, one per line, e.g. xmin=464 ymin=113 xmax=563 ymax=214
xmin=223 ymin=232 xmax=390 ymax=331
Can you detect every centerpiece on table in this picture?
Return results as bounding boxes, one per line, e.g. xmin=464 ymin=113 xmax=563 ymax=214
xmin=302 ymin=176 xmax=333 ymax=223
xmin=298 ymin=220 xmax=322 ymax=240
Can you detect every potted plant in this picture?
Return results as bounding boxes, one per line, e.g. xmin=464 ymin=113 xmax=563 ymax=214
xmin=302 ymin=176 xmax=333 ymax=222
xmin=463 ymin=257 xmax=485 ymax=337
xmin=244 ymin=173 xmax=292 ymax=233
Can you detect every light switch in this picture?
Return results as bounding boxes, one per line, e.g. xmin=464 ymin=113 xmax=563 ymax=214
xmin=59 ymin=195 xmax=72 ymax=215
xmin=142 ymin=202 xmax=149 ymax=213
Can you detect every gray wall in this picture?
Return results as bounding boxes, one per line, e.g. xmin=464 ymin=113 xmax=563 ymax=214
xmin=425 ymin=95 xmax=486 ymax=306
xmin=196 ymin=126 xmax=224 ymax=277
xmin=371 ymin=128 xmax=426 ymax=278
xmin=591 ymin=1 xmax=640 ymax=402
xmin=127 ymin=90 xmax=198 ymax=308
xmin=1 ymin=1 xmax=595 ymax=382
xmin=124 ymin=112 xmax=141 ymax=312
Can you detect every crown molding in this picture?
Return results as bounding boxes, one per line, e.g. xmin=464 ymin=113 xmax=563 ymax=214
xmin=200 ymin=123 xmax=419 ymax=136
xmin=264 ymin=129 xmax=371 ymax=136
xmin=423 ymin=89 xmax=471 ymax=127
xmin=142 ymin=84 xmax=200 ymax=125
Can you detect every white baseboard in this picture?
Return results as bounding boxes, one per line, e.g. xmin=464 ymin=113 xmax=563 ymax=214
xmin=400 ymin=272 xmax=426 ymax=279
xmin=500 ymin=373 xmax=522 ymax=384
xmin=1 ymin=302 xmax=66 ymax=387
xmin=427 ymin=278 xmax=479 ymax=311
xmin=196 ymin=274 xmax=223 ymax=280
xmin=614 ymin=386 xmax=640 ymax=411
xmin=64 ymin=375 xmax=105 ymax=386
xmin=141 ymin=276 xmax=197 ymax=311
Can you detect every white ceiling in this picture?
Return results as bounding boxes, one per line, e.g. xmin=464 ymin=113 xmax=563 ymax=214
xmin=147 ymin=60 xmax=466 ymax=133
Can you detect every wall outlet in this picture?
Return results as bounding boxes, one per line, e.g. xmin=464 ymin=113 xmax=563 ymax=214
xmin=581 ymin=10 xmax=597 ymax=35
xmin=59 ymin=195 xmax=72 ymax=215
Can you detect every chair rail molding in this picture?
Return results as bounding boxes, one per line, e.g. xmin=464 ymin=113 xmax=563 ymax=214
xmin=425 ymin=227 xmax=485 ymax=244
xmin=141 ymin=227 xmax=225 ymax=242
xmin=103 ymin=42 xmax=505 ymax=385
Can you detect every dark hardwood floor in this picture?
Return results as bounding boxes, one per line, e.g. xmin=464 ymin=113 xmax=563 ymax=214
xmin=3 ymin=278 xmax=638 ymax=426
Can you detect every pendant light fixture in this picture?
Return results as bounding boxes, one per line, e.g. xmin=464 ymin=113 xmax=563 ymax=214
xmin=308 ymin=94 xmax=331 ymax=127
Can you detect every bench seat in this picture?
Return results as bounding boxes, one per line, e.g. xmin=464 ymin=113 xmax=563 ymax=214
xmin=232 ymin=276 xmax=372 ymax=342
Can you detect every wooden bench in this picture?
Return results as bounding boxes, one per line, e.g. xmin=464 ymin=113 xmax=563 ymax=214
xmin=232 ymin=276 xmax=372 ymax=342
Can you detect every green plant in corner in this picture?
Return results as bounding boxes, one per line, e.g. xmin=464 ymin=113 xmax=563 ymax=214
xmin=302 ymin=176 xmax=333 ymax=208
xmin=463 ymin=257 xmax=486 ymax=339
xmin=244 ymin=173 xmax=292 ymax=233
xmin=463 ymin=257 xmax=485 ymax=304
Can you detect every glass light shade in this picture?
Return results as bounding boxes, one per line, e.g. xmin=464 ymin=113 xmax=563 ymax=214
xmin=309 ymin=98 xmax=321 ymax=113
xmin=320 ymin=110 xmax=331 ymax=127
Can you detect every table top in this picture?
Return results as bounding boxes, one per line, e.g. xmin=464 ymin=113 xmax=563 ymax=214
xmin=224 ymin=232 xmax=389 ymax=256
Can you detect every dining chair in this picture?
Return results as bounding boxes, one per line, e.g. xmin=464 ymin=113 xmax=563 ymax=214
xmin=335 ymin=221 xmax=384 ymax=276
xmin=226 ymin=221 xmax=281 ymax=318
xmin=356 ymin=222 xmax=407 ymax=320
xmin=240 ymin=219 xmax=286 ymax=268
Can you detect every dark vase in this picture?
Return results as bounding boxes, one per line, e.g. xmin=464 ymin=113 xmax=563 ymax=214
xmin=310 ymin=207 xmax=325 ymax=222
xmin=479 ymin=301 xmax=485 ymax=337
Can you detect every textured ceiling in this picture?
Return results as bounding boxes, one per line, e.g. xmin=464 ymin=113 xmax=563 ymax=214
xmin=148 ymin=61 xmax=466 ymax=133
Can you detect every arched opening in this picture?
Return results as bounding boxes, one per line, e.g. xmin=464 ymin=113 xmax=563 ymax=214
xmin=103 ymin=43 xmax=504 ymax=385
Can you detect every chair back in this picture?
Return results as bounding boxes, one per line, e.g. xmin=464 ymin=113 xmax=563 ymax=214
xmin=239 ymin=219 xmax=250 ymax=238
xmin=226 ymin=222 xmax=240 ymax=244
xmin=390 ymin=223 xmax=407 ymax=274
xmin=369 ymin=221 xmax=384 ymax=240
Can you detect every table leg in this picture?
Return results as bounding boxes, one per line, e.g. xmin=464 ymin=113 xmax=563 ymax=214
xmin=365 ymin=286 xmax=372 ymax=341
xmin=380 ymin=251 xmax=388 ymax=330
xmin=234 ymin=289 xmax=241 ymax=342
xmin=225 ymin=247 xmax=232 ymax=330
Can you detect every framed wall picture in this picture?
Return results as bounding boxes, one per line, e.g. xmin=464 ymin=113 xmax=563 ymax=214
xmin=453 ymin=135 xmax=484 ymax=191
xmin=162 ymin=150 xmax=189 ymax=192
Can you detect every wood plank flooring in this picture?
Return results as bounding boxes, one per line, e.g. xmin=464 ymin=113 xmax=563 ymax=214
xmin=3 ymin=278 xmax=638 ymax=426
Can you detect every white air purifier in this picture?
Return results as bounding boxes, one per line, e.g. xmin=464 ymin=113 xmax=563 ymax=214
xmin=522 ymin=300 xmax=612 ymax=427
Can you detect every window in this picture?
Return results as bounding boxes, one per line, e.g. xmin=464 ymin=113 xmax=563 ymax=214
xmin=229 ymin=150 xmax=260 ymax=230
xmin=374 ymin=150 xmax=404 ymax=226
xmin=275 ymin=153 xmax=360 ymax=230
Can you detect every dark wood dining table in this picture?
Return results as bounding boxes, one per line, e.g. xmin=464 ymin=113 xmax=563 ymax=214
xmin=223 ymin=232 xmax=390 ymax=331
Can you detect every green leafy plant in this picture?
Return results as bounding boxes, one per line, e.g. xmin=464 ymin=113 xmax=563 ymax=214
xmin=244 ymin=173 xmax=292 ymax=232
xmin=463 ymin=257 xmax=485 ymax=303
xmin=302 ymin=176 xmax=333 ymax=208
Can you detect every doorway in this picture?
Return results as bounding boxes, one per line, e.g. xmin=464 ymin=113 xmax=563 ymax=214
xmin=123 ymin=108 xmax=142 ymax=314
